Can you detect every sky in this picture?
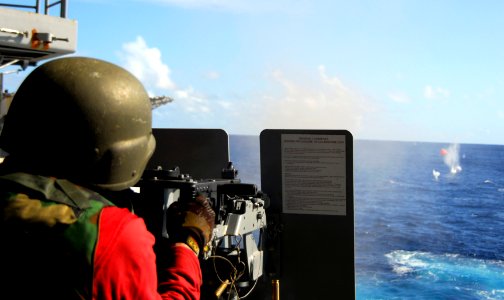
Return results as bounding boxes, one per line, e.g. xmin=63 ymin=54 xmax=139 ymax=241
xmin=3 ymin=0 xmax=504 ymax=145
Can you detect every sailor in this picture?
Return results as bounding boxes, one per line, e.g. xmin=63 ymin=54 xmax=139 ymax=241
xmin=0 ymin=56 xmax=214 ymax=299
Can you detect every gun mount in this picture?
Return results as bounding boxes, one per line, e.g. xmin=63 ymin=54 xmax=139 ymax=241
xmin=133 ymin=163 xmax=268 ymax=299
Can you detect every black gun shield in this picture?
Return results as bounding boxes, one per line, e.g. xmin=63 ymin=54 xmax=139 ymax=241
xmin=260 ymin=129 xmax=355 ymax=299
xmin=147 ymin=128 xmax=230 ymax=179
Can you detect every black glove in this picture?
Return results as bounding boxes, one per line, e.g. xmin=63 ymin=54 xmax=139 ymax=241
xmin=166 ymin=194 xmax=216 ymax=256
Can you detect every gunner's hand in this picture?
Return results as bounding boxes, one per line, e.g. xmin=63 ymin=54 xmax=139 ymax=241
xmin=166 ymin=194 xmax=215 ymax=256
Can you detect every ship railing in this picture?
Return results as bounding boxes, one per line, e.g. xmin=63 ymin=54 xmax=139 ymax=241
xmin=0 ymin=0 xmax=67 ymax=18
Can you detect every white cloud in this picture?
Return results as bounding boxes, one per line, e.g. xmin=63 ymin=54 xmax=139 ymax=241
xmin=424 ymin=85 xmax=450 ymax=100
xmin=204 ymin=71 xmax=220 ymax=80
xmin=118 ymin=36 xmax=223 ymax=118
xmin=318 ymin=65 xmax=348 ymax=96
xmin=174 ymin=87 xmax=211 ymax=113
xmin=234 ymin=66 xmax=369 ymax=135
xmin=388 ymin=91 xmax=410 ymax=103
xmin=119 ymin=36 xmax=176 ymax=93
xmin=114 ymin=32 xmax=371 ymax=137
xmin=151 ymin=64 xmax=372 ymax=136
xmin=497 ymin=110 xmax=504 ymax=119
xmin=218 ymin=100 xmax=232 ymax=109
xmin=271 ymin=69 xmax=299 ymax=95
xmin=118 ymin=37 xmax=373 ymax=137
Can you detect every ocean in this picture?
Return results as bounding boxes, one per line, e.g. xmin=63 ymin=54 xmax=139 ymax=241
xmin=229 ymin=135 xmax=504 ymax=300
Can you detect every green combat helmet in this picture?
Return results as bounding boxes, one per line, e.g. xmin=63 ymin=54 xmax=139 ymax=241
xmin=0 ymin=56 xmax=156 ymax=191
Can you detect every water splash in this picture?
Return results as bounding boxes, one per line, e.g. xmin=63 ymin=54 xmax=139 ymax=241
xmin=432 ymin=169 xmax=441 ymax=180
xmin=440 ymin=143 xmax=462 ymax=174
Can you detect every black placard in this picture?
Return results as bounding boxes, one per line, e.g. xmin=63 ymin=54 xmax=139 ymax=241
xmin=260 ymin=129 xmax=355 ymax=299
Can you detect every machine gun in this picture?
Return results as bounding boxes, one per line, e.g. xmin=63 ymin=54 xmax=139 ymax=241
xmin=133 ymin=162 xmax=268 ymax=299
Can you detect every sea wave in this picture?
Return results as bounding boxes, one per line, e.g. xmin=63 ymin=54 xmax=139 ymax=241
xmin=382 ymin=250 xmax=504 ymax=299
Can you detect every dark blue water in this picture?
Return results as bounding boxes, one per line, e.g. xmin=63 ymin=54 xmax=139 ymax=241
xmin=229 ymin=136 xmax=504 ymax=300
